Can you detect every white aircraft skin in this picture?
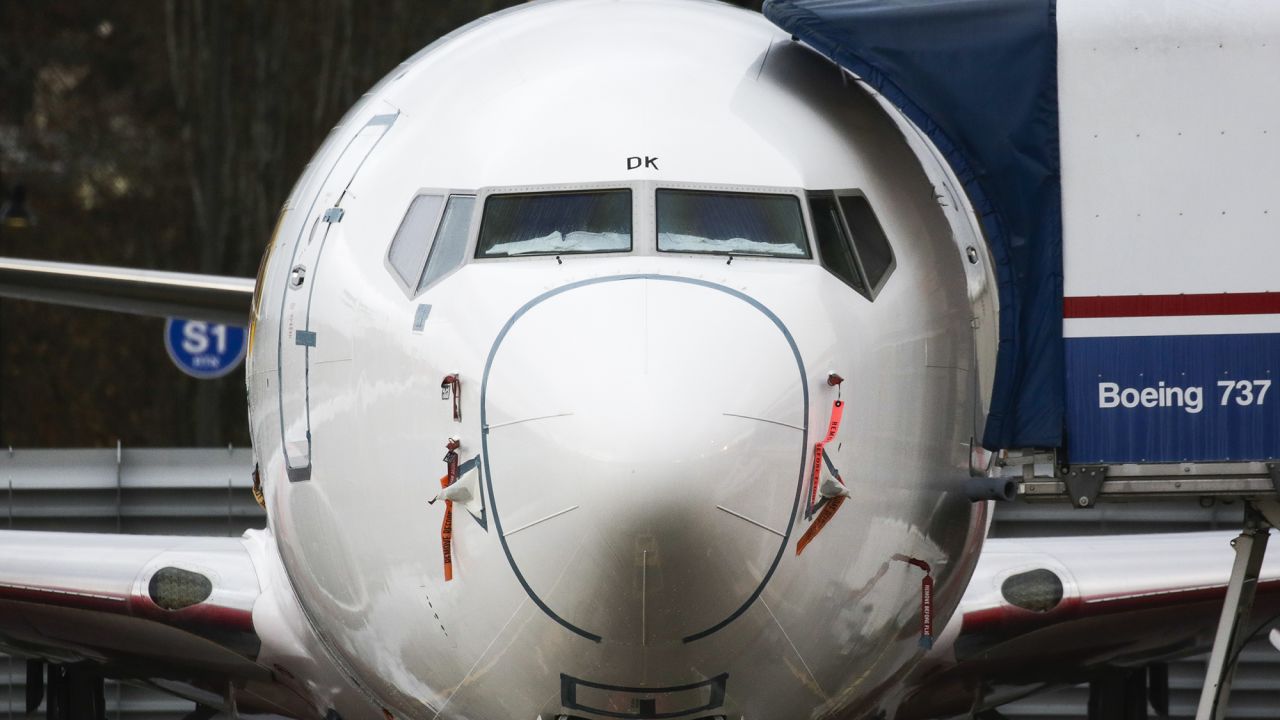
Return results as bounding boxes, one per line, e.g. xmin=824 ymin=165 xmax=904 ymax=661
xmin=242 ymin=0 xmax=995 ymax=717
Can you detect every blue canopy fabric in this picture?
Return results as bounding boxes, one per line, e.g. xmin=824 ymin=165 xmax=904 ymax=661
xmin=764 ymin=0 xmax=1064 ymax=450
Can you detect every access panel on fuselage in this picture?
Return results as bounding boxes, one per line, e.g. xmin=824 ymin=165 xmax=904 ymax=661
xmin=277 ymin=113 xmax=398 ymax=480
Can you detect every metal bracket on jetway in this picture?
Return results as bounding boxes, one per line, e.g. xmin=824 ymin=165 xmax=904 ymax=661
xmin=1062 ymin=465 xmax=1108 ymax=509
xmin=1015 ymin=461 xmax=1280 ymax=503
xmin=993 ymin=449 xmax=1059 ymax=479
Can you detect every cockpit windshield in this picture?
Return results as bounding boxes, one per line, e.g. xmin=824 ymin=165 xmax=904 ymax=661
xmin=475 ymin=189 xmax=632 ymax=257
xmin=656 ymin=189 xmax=809 ymax=258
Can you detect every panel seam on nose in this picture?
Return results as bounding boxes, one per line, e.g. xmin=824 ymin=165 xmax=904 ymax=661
xmin=722 ymin=412 xmax=805 ymax=431
xmin=716 ymin=505 xmax=786 ymax=538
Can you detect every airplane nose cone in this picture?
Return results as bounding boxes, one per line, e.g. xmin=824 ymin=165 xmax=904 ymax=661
xmin=482 ymin=276 xmax=807 ymax=646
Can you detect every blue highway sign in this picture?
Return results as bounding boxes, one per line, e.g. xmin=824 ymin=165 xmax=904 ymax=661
xmin=164 ymin=318 xmax=248 ymax=379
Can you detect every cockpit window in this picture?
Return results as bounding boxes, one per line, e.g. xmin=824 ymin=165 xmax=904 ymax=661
xmin=839 ymin=194 xmax=895 ymax=293
xmin=387 ymin=194 xmax=445 ymax=288
xmin=475 ymin=190 xmax=632 ymax=257
xmin=418 ymin=195 xmax=475 ymax=292
xmin=656 ymin=189 xmax=809 ymax=258
xmin=808 ymin=191 xmax=895 ymax=300
xmin=809 ymin=194 xmax=866 ymax=296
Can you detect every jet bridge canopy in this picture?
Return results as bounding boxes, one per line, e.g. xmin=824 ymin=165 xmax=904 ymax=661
xmin=764 ymin=0 xmax=1064 ymax=452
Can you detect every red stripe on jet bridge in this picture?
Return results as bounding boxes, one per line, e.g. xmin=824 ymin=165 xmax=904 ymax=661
xmin=1063 ymin=292 xmax=1280 ymax=319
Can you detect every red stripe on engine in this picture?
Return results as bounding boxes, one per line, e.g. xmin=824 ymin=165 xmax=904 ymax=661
xmin=1063 ymin=292 xmax=1280 ymax=319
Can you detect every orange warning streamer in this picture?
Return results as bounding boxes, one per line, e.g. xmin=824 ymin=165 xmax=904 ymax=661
xmin=797 ymin=398 xmax=846 ymax=555
xmin=796 ymin=494 xmax=845 ymax=555
xmin=439 ymin=472 xmax=454 ymax=582
xmin=894 ymin=555 xmax=934 ymax=648
xmin=438 ymin=438 xmax=461 ymax=582
xmin=920 ymin=574 xmax=934 ymax=648
xmin=809 ymin=399 xmax=845 ymax=512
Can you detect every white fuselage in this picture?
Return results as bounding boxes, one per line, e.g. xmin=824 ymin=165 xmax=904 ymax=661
xmin=244 ymin=1 xmax=996 ymax=718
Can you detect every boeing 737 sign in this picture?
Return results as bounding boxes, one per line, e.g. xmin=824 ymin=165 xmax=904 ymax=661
xmin=1066 ymin=333 xmax=1280 ymax=463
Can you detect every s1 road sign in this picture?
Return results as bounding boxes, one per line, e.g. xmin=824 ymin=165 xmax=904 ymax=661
xmin=164 ymin=318 xmax=247 ymax=380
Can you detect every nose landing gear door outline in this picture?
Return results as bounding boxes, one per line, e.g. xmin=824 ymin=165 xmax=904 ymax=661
xmin=278 ymin=112 xmax=398 ymax=481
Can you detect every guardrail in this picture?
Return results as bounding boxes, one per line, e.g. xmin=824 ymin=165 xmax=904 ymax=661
xmin=0 ymin=444 xmax=261 ymax=535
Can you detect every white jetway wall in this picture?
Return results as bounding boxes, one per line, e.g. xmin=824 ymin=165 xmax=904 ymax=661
xmin=1057 ymin=1 xmax=1280 ymax=465
xmin=0 ymin=448 xmax=1276 ymax=719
